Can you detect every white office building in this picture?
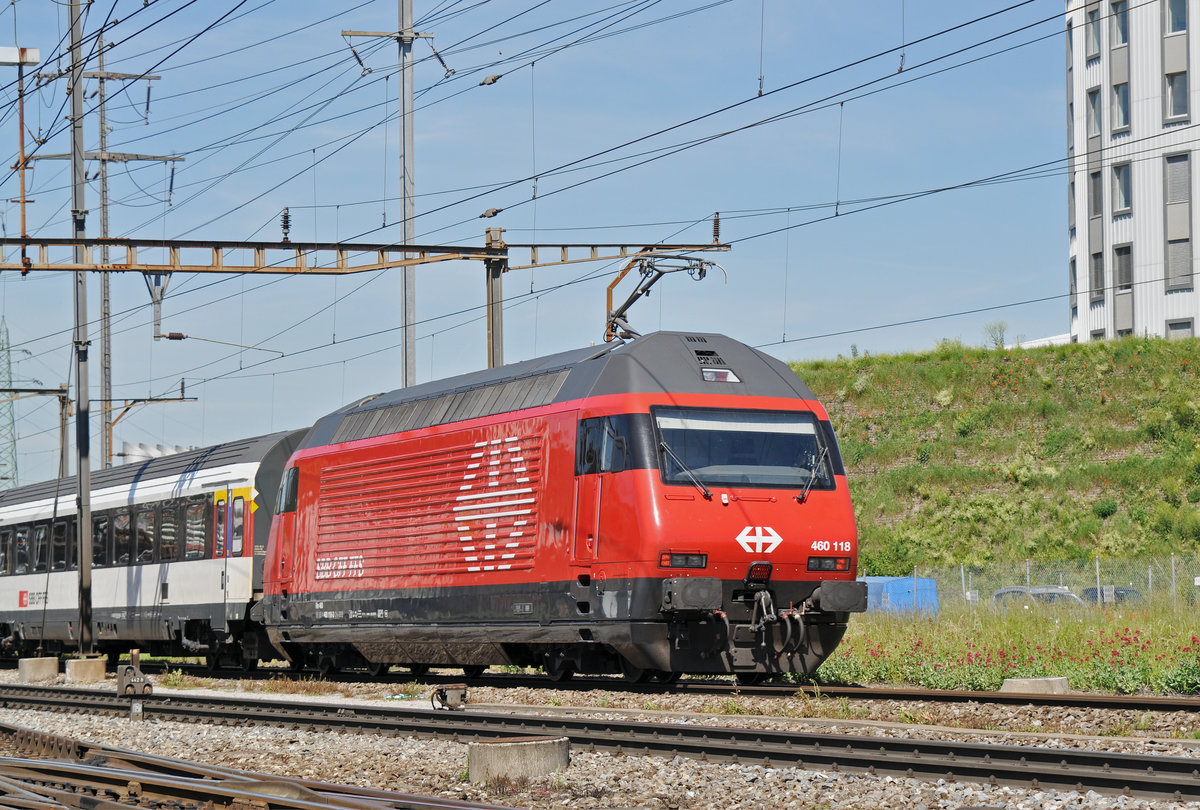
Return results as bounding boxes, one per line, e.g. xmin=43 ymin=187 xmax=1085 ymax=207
xmin=1067 ymin=0 xmax=1199 ymax=341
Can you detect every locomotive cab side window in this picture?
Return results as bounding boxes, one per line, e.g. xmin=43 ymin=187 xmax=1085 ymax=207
xmin=576 ymin=415 xmax=632 ymax=474
xmin=0 ymin=529 xmax=9 ymax=575
xmin=276 ymin=467 xmax=299 ymax=513
xmin=653 ymin=407 xmax=837 ymax=490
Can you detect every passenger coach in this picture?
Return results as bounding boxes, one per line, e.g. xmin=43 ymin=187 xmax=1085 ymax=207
xmin=0 ymin=430 xmax=302 ymax=668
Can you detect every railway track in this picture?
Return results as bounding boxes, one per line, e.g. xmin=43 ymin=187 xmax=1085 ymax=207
xmin=0 ymin=721 xmax=508 ymax=810
xmin=2 ymin=683 xmax=1198 ymax=801
xmin=113 ymin=658 xmax=1200 ymax=714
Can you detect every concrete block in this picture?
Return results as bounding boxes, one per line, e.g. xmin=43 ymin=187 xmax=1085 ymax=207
xmin=468 ymin=736 xmax=569 ymax=784
xmin=65 ymin=657 xmax=106 ymax=684
xmin=17 ymin=657 xmax=59 ymax=683
xmin=999 ymin=676 xmax=1070 ymax=694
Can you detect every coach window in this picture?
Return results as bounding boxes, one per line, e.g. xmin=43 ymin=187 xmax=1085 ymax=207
xmin=135 ymin=509 xmax=155 ymax=563
xmin=214 ymin=498 xmax=227 ymax=558
xmin=231 ymin=497 xmax=245 ymax=556
xmin=112 ymin=511 xmax=132 ymax=565
xmin=51 ymin=521 xmax=71 ymax=571
xmin=92 ymin=515 xmax=110 ymax=568
xmin=184 ymin=498 xmax=208 ymax=559
xmin=0 ymin=529 xmax=9 ymax=575
xmin=159 ymin=502 xmax=181 ymax=562
xmin=13 ymin=527 xmax=28 ymax=574
xmin=31 ymin=524 xmax=48 ymax=573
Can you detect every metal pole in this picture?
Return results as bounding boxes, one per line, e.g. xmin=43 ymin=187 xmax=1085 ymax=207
xmin=484 ymin=228 xmax=506 ymax=368
xmin=398 ymin=0 xmax=416 ymax=386
xmin=69 ymin=0 xmax=93 ymax=656
xmin=1095 ymin=556 xmax=1101 ymax=603
xmin=97 ymin=36 xmax=112 ymax=470
xmin=1172 ymin=552 xmax=1177 ymax=611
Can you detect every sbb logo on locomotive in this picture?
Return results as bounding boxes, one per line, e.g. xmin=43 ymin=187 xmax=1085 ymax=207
xmin=735 ymin=526 xmax=783 ymax=554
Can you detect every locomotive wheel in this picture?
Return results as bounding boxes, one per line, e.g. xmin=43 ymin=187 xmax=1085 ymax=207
xmin=205 ymin=650 xmax=222 ymax=671
xmin=405 ymin=663 xmax=430 ymax=676
xmin=462 ymin=665 xmax=485 ymax=678
xmin=619 ymin=657 xmax=650 ymax=683
xmin=735 ymin=672 xmax=767 ymax=686
xmin=649 ymin=670 xmax=681 ymax=684
xmin=241 ymin=657 xmax=258 ymax=673
xmin=317 ymin=656 xmax=337 ymax=677
xmin=366 ymin=662 xmax=389 ymax=677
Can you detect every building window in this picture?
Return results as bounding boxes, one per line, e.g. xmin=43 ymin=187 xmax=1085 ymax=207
xmin=1089 ymin=170 xmax=1104 ymax=217
xmin=1113 ymin=82 xmax=1130 ymax=130
xmin=1069 ymin=179 xmax=1077 ymax=231
xmin=1091 ymin=329 xmax=1107 ymax=341
xmin=1167 ymin=153 xmax=1191 ymax=202
xmin=1091 ymin=252 xmax=1105 ymax=302
xmin=1087 ymin=87 xmax=1102 ymax=135
xmin=1113 ymin=163 xmax=1132 ymax=212
xmin=1114 ymin=244 xmax=1133 ymax=289
xmin=1166 ymin=72 xmax=1189 ymax=119
xmin=1168 ymin=0 xmax=1188 ymax=33
xmin=1068 ymin=101 xmax=1075 ymax=147
xmin=1087 ymin=7 xmax=1101 ymax=56
xmin=1069 ymin=257 xmax=1078 ymax=298
xmin=1112 ymin=1 xmax=1129 ymax=44
xmin=1167 ymin=238 xmax=1193 ymax=289
xmin=1167 ymin=318 xmax=1195 ymax=338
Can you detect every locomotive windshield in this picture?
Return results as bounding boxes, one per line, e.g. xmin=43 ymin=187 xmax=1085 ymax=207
xmin=653 ymin=407 xmax=835 ymax=490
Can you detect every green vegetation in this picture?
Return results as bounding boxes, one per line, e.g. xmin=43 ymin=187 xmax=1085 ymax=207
xmin=791 ymin=336 xmax=1200 ymax=572
xmin=814 ymin=603 xmax=1200 ymax=694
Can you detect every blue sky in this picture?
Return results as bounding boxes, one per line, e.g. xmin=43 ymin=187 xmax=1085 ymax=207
xmin=0 ymin=0 xmax=1065 ymax=484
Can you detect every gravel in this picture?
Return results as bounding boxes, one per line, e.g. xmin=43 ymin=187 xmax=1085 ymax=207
xmin=3 ymin=668 xmax=1200 ymax=809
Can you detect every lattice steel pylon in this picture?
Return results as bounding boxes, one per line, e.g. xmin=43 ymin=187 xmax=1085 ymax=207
xmin=0 ymin=318 xmax=16 ymax=489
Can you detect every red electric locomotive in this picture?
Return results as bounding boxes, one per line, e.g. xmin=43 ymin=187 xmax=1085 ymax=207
xmin=256 ymin=331 xmax=866 ymax=681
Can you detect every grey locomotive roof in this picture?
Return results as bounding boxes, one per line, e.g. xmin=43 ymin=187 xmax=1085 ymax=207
xmin=303 ymin=332 xmax=817 ymax=449
xmin=0 ymin=430 xmax=304 ymax=508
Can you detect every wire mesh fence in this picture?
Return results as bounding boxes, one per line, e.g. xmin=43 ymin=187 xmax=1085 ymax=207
xmin=865 ymin=555 xmax=1200 ymax=613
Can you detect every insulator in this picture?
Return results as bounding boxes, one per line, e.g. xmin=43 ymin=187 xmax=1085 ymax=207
xmin=281 ymin=207 xmax=291 ymax=242
xmin=712 ymin=212 xmax=720 ymax=244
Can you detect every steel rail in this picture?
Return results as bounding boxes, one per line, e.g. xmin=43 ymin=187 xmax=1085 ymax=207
xmin=2 ymin=684 xmax=1198 ymax=800
xmin=106 ymin=660 xmax=1200 ymax=713
xmin=0 ymin=722 xmax=510 ymax=810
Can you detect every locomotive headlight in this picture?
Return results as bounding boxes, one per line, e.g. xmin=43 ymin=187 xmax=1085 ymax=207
xmin=701 ymin=368 xmax=741 ymax=383
xmin=659 ymin=552 xmax=708 ymax=569
xmin=807 ymin=556 xmax=851 ymax=572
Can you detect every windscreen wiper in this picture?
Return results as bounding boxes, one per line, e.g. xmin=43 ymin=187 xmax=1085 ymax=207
xmin=795 ymin=443 xmax=830 ymax=504
xmin=659 ymin=440 xmax=712 ymax=500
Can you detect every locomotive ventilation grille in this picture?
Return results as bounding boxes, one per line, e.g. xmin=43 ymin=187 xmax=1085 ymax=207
xmin=330 ymin=371 xmax=569 ymax=444
xmin=314 ymin=433 xmax=543 ymax=577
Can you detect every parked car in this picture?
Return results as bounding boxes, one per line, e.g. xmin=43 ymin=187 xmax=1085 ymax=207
xmin=1081 ymin=586 xmax=1144 ymax=605
xmin=992 ymin=585 xmax=1087 ymax=609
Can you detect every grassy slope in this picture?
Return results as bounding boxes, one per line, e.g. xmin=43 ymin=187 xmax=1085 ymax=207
xmin=790 ymin=336 xmax=1200 ymax=575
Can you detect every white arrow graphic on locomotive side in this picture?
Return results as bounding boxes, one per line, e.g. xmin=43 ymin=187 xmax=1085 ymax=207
xmin=736 ymin=526 xmax=783 ymax=554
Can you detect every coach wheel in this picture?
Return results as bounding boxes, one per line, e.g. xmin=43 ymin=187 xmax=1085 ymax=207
xmin=405 ymin=664 xmax=430 ymax=676
xmin=619 ymin=657 xmax=650 ymax=684
xmin=289 ymin=656 xmax=305 ymax=672
xmin=317 ymin=656 xmax=337 ymax=677
xmin=649 ymin=670 xmax=681 ymax=684
xmin=461 ymin=665 xmax=485 ymax=678
xmin=544 ymin=654 xmax=574 ymax=683
xmin=241 ymin=657 xmax=258 ymax=673
xmin=205 ymin=650 xmax=222 ymax=671
xmin=366 ymin=662 xmax=389 ymax=677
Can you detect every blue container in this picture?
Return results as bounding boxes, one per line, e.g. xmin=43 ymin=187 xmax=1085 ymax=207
xmin=858 ymin=576 xmax=940 ymax=614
